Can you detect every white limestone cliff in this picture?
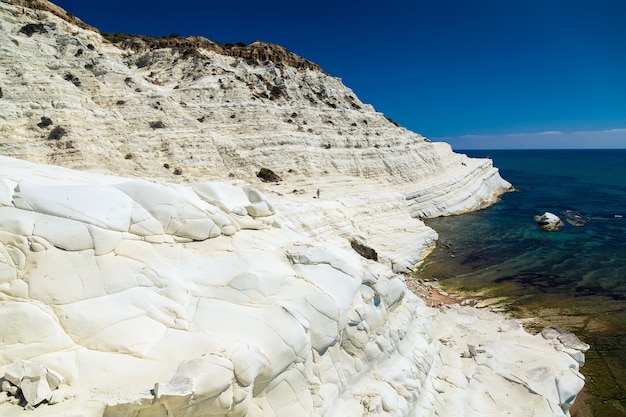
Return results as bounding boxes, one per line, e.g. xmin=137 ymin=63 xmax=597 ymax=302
xmin=0 ymin=1 xmax=587 ymax=416
xmin=0 ymin=0 xmax=511 ymax=269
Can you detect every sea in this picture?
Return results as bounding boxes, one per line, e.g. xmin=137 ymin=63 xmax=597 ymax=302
xmin=418 ymin=149 xmax=626 ymax=417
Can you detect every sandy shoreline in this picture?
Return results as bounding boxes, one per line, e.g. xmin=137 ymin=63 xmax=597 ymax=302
xmin=404 ymin=275 xmax=479 ymax=308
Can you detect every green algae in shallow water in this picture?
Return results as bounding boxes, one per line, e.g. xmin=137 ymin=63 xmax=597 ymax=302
xmin=418 ymin=149 xmax=626 ymax=417
xmin=420 ymin=236 xmax=626 ymax=417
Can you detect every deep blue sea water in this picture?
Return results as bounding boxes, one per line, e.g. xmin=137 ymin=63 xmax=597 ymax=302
xmin=419 ymin=149 xmax=626 ymax=416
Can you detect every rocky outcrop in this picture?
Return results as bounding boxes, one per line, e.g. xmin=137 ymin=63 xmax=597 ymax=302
xmin=2 ymin=360 xmax=65 ymax=408
xmin=536 ymin=212 xmax=564 ymax=231
xmin=111 ymin=35 xmax=323 ymax=72
xmin=0 ymin=0 xmax=510 ymax=212
xmin=2 ymin=0 xmax=97 ymax=32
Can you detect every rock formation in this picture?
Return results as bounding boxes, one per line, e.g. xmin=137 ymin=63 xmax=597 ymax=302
xmin=0 ymin=156 xmax=587 ymax=417
xmin=0 ymin=1 xmax=587 ymax=416
xmin=2 ymin=360 xmax=66 ymax=408
xmin=536 ymin=212 xmax=564 ymax=231
xmin=0 ymin=0 xmax=512 ymax=270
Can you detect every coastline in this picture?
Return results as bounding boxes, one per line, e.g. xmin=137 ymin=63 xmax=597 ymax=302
xmin=415 ymin=166 xmax=626 ymax=417
xmin=403 ymin=273 xmax=593 ymax=416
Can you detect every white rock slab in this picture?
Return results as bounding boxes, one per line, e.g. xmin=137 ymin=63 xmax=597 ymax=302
xmin=0 ymin=154 xmax=586 ymax=417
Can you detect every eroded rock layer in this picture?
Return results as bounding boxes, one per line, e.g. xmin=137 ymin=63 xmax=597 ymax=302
xmin=0 ymin=0 xmax=510 ymax=213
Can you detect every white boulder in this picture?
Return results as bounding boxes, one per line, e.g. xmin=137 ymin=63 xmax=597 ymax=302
xmin=536 ymin=211 xmax=564 ymax=231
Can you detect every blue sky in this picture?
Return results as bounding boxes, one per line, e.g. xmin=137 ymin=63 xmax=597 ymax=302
xmin=52 ymin=1 xmax=626 ymax=149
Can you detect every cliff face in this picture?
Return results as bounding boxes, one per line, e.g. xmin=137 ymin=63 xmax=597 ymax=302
xmin=0 ymin=3 xmax=587 ymax=417
xmin=0 ymin=0 xmax=508 ymax=193
xmin=0 ymin=0 xmax=511 ymax=270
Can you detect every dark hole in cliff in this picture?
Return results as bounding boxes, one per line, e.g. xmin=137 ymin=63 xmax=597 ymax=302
xmin=64 ymin=73 xmax=81 ymax=87
xmin=373 ymin=295 xmax=381 ymax=307
xmin=181 ymin=48 xmax=201 ymax=59
xmin=350 ymin=240 xmax=378 ymax=261
xmin=19 ymin=23 xmax=47 ymax=37
xmin=149 ymin=121 xmax=165 ymax=129
xmin=47 ymin=126 xmax=67 ymax=140
xmin=257 ymin=168 xmax=282 ymax=183
xmin=269 ymin=85 xmax=286 ymax=100
xmin=37 ymin=116 xmax=53 ymax=128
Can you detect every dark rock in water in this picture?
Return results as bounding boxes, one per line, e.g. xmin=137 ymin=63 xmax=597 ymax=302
xmin=561 ymin=210 xmax=590 ymax=227
xmin=535 ymin=212 xmax=563 ymax=231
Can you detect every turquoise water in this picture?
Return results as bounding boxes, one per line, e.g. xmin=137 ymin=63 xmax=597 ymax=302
xmin=420 ymin=149 xmax=626 ymax=416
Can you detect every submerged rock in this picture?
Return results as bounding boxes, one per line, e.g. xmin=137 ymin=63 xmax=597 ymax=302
xmin=542 ymin=325 xmax=590 ymax=366
xmin=561 ymin=210 xmax=591 ymax=226
xmin=536 ymin=211 xmax=564 ymax=231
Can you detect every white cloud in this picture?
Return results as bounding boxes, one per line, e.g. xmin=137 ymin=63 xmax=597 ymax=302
xmin=572 ymin=128 xmax=626 ymax=135
xmin=433 ymin=129 xmax=626 ymax=150
xmin=503 ymin=130 xmax=564 ymax=137
xmin=535 ymin=130 xmax=564 ymax=135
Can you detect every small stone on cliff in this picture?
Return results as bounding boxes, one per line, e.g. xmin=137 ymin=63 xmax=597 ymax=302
xmin=535 ymin=211 xmax=563 ymax=231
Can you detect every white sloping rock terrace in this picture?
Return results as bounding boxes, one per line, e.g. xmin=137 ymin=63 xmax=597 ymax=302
xmin=0 ymin=156 xmax=587 ymax=417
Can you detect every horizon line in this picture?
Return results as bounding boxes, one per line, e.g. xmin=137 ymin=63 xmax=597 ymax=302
xmin=450 ymin=147 xmax=626 ymax=151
